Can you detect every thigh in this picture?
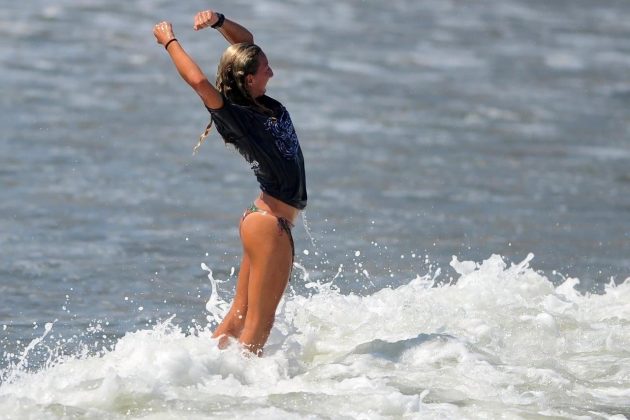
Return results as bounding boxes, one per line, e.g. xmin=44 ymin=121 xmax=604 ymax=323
xmin=240 ymin=213 xmax=293 ymax=323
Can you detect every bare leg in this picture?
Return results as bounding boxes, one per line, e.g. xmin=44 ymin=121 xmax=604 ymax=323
xmin=212 ymin=254 xmax=250 ymax=348
xmin=238 ymin=212 xmax=293 ymax=356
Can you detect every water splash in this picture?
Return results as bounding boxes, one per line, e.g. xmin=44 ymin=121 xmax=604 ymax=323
xmin=201 ymin=262 xmax=229 ymax=326
xmin=300 ymin=210 xmax=318 ymax=250
xmin=2 ymin=254 xmax=629 ymax=418
xmin=2 ymin=321 xmax=56 ymax=385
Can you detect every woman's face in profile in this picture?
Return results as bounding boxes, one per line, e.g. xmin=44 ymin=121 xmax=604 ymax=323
xmin=247 ymin=52 xmax=273 ymax=98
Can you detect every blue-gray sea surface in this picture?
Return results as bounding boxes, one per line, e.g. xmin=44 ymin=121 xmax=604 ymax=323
xmin=1 ymin=0 xmax=630 ymax=418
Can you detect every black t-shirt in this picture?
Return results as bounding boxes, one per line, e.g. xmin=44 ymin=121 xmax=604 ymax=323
xmin=207 ymin=95 xmax=307 ymax=210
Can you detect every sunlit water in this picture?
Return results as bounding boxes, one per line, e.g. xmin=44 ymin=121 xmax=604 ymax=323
xmin=2 ymin=0 xmax=630 ymax=417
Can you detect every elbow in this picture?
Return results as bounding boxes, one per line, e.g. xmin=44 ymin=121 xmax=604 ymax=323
xmin=188 ymin=76 xmax=210 ymax=91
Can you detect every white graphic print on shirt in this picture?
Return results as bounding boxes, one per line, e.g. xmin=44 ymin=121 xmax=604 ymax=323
xmin=264 ymin=109 xmax=299 ymax=159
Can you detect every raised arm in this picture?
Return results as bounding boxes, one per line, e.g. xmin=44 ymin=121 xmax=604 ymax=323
xmin=193 ymin=10 xmax=254 ymax=44
xmin=153 ymin=21 xmax=223 ymax=110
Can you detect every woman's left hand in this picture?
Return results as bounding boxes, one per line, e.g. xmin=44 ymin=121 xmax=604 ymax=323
xmin=153 ymin=21 xmax=175 ymax=46
xmin=193 ymin=10 xmax=220 ymax=31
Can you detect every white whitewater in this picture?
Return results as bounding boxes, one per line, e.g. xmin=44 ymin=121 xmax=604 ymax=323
xmin=1 ymin=254 xmax=629 ymax=419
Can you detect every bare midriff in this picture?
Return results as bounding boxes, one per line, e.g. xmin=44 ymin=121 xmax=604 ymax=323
xmin=254 ymin=192 xmax=300 ymax=225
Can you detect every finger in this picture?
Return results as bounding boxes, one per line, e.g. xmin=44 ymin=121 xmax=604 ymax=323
xmin=194 ymin=15 xmax=203 ymax=30
xmin=196 ymin=14 xmax=208 ymax=30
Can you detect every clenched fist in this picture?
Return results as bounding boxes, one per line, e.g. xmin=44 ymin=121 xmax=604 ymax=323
xmin=193 ymin=10 xmax=221 ymax=31
xmin=153 ymin=21 xmax=175 ymax=46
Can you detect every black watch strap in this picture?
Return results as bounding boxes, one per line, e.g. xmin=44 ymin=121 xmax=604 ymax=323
xmin=211 ymin=13 xmax=225 ymax=29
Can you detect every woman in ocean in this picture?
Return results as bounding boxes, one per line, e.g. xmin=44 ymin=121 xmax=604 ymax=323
xmin=153 ymin=10 xmax=307 ymax=356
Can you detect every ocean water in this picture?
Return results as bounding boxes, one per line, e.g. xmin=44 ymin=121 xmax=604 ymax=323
xmin=2 ymin=256 xmax=630 ymax=418
xmin=2 ymin=0 xmax=630 ymax=418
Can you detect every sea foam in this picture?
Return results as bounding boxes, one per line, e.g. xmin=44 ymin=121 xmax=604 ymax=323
xmin=1 ymin=254 xmax=629 ymax=419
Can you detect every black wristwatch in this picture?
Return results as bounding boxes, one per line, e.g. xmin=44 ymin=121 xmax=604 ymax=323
xmin=211 ymin=13 xmax=225 ymax=29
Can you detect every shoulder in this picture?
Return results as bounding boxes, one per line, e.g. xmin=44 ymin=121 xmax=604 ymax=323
xmin=207 ymin=95 xmax=258 ymax=126
xmin=206 ymin=94 xmax=245 ymax=113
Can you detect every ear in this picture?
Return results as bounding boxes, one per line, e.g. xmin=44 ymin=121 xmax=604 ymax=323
xmin=246 ymin=74 xmax=254 ymax=85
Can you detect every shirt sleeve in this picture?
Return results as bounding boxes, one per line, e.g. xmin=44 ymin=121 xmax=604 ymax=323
xmin=206 ymin=97 xmax=257 ymax=162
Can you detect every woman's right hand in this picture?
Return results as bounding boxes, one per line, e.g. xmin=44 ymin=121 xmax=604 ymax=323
xmin=153 ymin=21 xmax=176 ymax=46
xmin=193 ymin=10 xmax=220 ymax=31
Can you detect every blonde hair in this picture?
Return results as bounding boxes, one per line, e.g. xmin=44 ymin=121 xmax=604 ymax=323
xmin=193 ymin=43 xmax=272 ymax=155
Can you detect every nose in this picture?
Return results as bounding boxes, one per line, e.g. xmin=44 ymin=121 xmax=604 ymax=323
xmin=268 ymin=67 xmax=274 ymax=78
